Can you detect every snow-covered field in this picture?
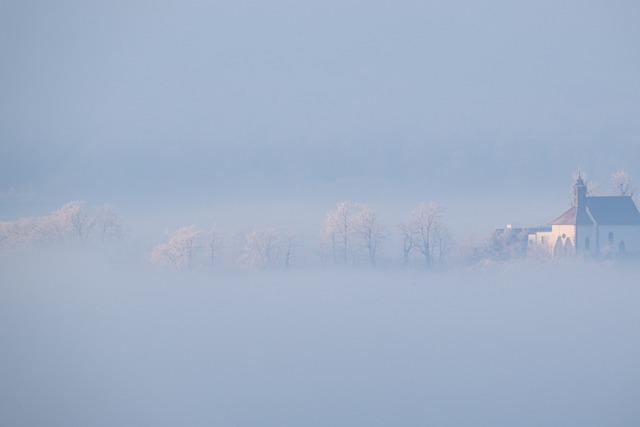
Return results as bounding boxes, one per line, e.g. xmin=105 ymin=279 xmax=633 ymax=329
xmin=1 ymin=254 xmax=639 ymax=426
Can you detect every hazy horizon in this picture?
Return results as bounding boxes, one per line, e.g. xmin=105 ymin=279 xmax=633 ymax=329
xmin=2 ymin=0 xmax=640 ymax=212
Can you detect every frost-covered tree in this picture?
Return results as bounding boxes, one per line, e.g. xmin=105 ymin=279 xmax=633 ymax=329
xmin=354 ymin=206 xmax=385 ymax=265
xmin=322 ymin=201 xmax=363 ymax=264
xmin=0 ymin=218 xmax=37 ymax=250
xmin=0 ymin=201 xmax=126 ymax=252
xmin=95 ymin=204 xmax=125 ymax=242
xmin=611 ymin=170 xmax=635 ymax=196
xmin=60 ymin=201 xmax=96 ymax=241
xmin=408 ymin=202 xmax=445 ymax=269
xmin=238 ymin=228 xmax=281 ymax=269
xmin=151 ymin=226 xmax=203 ymax=271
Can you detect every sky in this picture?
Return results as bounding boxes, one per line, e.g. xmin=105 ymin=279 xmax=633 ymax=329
xmin=1 ymin=0 xmax=640 ymax=225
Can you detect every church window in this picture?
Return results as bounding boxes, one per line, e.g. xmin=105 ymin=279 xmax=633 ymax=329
xmin=564 ymin=238 xmax=574 ymax=254
xmin=619 ymin=241 xmax=626 ymax=254
xmin=608 ymin=232 xmax=614 ymax=244
xmin=585 ymin=237 xmax=590 ymax=250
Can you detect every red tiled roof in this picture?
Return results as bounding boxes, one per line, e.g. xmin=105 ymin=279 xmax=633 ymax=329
xmin=549 ymin=207 xmax=577 ymax=225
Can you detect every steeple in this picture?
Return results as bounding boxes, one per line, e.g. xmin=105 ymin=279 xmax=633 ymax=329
xmin=574 ymin=173 xmax=587 ymax=207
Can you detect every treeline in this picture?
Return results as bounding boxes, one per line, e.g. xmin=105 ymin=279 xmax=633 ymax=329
xmin=0 ymin=199 xmax=538 ymax=270
xmin=0 ymin=199 xmax=462 ymax=270
xmin=148 ymin=201 xmax=455 ymax=271
xmin=0 ymin=201 xmax=125 ymax=251
xmin=5 ymin=167 xmax=636 ymax=270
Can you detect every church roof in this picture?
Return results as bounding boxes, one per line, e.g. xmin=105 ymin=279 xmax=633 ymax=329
xmin=549 ymin=196 xmax=640 ymax=226
xmin=549 ymin=207 xmax=577 ymax=225
xmin=586 ymin=196 xmax=640 ymax=225
xmin=549 ymin=206 xmax=593 ymax=225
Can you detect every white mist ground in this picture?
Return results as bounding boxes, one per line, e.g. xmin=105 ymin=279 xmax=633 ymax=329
xmin=2 ymin=252 xmax=639 ymax=427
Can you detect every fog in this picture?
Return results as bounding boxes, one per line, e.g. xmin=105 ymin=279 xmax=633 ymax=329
xmin=2 ymin=0 xmax=640 ymax=425
xmin=2 ymin=252 xmax=640 ymax=426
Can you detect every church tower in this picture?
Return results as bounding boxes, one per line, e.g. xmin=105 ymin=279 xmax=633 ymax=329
xmin=574 ymin=174 xmax=587 ymax=208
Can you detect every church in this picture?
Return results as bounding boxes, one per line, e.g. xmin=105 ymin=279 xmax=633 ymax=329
xmin=527 ymin=176 xmax=640 ymax=257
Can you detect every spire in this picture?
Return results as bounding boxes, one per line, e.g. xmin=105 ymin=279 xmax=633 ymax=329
xmin=574 ymin=173 xmax=587 ymax=207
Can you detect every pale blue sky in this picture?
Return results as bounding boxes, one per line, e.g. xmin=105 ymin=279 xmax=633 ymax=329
xmin=1 ymin=0 xmax=639 ymax=203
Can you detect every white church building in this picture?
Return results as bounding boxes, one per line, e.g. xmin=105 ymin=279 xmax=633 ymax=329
xmin=528 ymin=176 xmax=640 ymax=257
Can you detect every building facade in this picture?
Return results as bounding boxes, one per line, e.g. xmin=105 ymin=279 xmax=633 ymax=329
xmin=528 ymin=176 xmax=640 ymax=257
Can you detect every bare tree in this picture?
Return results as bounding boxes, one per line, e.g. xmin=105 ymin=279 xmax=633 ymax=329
xmin=205 ymin=227 xmax=223 ymax=267
xmin=65 ymin=201 xmax=96 ymax=241
xmin=95 ymin=204 xmax=125 ymax=242
xmin=282 ymin=232 xmax=296 ymax=269
xmin=432 ymin=222 xmax=454 ymax=267
xmin=354 ymin=206 xmax=385 ymax=266
xmin=611 ymin=170 xmax=635 ymax=196
xmin=321 ymin=223 xmax=338 ymax=264
xmin=399 ymin=222 xmax=415 ymax=266
xmin=322 ymin=201 xmax=363 ymax=264
xmin=151 ymin=226 xmax=203 ymax=271
xmin=409 ymin=202 xmax=444 ymax=269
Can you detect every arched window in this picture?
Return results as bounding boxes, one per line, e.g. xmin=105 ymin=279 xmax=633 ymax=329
xmin=608 ymin=231 xmax=615 ymax=244
xmin=564 ymin=238 xmax=574 ymax=254
xmin=619 ymin=241 xmax=626 ymax=254
xmin=585 ymin=237 xmax=590 ymax=251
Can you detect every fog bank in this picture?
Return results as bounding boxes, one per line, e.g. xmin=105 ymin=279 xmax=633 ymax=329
xmin=2 ymin=254 xmax=639 ymax=426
